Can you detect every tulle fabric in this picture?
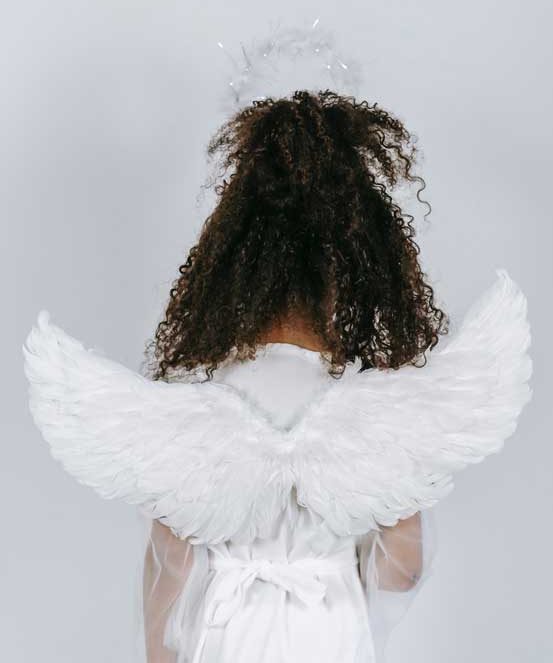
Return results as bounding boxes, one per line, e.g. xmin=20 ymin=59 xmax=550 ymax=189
xmin=135 ymin=507 xmax=436 ymax=662
xmin=356 ymin=509 xmax=437 ymax=661
xmin=138 ymin=518 xmax=209 ymax=663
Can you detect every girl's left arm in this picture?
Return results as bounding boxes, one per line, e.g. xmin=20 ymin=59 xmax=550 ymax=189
xmin=357 ymin=512 xmax=424 ymax=592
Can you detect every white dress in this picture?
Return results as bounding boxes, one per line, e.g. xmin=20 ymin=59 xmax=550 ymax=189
xmin=179 ymin=345 xmax=377 ymax=663
xmin=22 ymin=268 xmax=533 ymax=663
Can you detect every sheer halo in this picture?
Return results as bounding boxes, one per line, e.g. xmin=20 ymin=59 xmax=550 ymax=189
xmin=216 ymin=18 xmax=363 ymax=113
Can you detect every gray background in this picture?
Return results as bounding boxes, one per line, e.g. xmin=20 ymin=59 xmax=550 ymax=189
xmin=3 ymin=1 xmax=552 ymax=661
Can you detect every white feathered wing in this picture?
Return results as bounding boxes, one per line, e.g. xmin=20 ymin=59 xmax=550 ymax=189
xmin=293 ymin=267 xmax=533 ymax=535
xmin=22 ymin=268 xmax=532 ymax=544
xmin=22 ymin=316 xmax=291 ymax=543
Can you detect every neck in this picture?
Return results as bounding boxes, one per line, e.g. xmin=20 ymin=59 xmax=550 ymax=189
xmin=257 ymin=314 xmax=329 ymax=353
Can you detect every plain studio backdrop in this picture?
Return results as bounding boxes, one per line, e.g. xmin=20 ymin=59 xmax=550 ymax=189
xmin=2 ymin=1 xmax=552 ymax=661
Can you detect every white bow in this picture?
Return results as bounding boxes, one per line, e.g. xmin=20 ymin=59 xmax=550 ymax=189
xmin=182 ymin=550 xmax=357 ymax=663
xmin=204 ymin=556 xmax=332 ymax=626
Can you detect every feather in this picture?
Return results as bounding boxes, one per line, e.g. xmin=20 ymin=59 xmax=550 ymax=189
xmin=22 ymin=268 xmax=533 ymax=543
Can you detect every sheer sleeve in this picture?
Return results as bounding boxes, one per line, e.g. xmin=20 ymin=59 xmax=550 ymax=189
xmin=356 ymin=509 xmax=438 ymax=661
xmin=140 ymin=519 xmax=210 ymax=663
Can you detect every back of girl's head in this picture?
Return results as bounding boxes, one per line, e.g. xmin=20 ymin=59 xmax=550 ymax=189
xmin=147 ymin=89 xmax=449 ymax=380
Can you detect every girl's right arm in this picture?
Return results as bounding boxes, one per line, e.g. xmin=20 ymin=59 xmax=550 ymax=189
xmin=143 ymin=520 xmax=195 ymax=663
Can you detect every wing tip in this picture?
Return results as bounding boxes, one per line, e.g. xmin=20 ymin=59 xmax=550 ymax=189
xmin=469 ymin=266 xmax=530 ymax=333
xmin=37 ymin=309 xmax=51 ymax=327
xmin=22 ymin=309 xmax=52 ymax=359
xmin=493 ymin=266 xmax=523 ymax=299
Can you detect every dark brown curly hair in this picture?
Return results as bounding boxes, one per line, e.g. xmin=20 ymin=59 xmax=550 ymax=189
xmin=144 ymin=89 xmax=449 ymax=381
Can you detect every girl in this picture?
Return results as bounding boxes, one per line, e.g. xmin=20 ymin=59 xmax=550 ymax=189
xmin=23 ymin=89 xmax=532 ymax=663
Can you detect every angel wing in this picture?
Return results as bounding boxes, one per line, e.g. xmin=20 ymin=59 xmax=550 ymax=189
xmin=22 ymin=314 xmax=293 ymax=544
xmin=291 ymin=267 xmax=533 ymax=535
xmin=23 ymin=268 xmax=532 ymax=544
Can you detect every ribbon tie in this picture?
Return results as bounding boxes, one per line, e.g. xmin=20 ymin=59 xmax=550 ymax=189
xmin=204 ymin=552 xmax=356 ymax=627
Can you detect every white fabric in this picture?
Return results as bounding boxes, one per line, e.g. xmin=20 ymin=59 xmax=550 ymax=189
xmin=22 ymin=266 xmax=533 ymax=662
xmin=187 ymin=497 xmax=370 ymax=663
xmin=139 ymin=489 xmax=437 ymax=663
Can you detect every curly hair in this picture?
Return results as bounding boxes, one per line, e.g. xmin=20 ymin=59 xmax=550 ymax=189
xmin=144 ymin=89 xmax=449 ymax=381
